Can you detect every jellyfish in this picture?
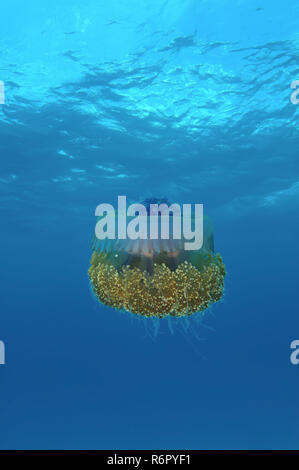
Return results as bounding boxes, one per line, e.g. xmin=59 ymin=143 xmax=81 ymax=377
xmin=88 ymin=198 xmax=226 ymax=318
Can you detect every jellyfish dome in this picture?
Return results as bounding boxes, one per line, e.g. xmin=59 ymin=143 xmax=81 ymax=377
xmin=88 ymin=198 xmax=226 ymax=318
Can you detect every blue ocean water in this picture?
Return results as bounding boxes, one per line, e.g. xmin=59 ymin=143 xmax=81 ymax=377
xmin=0 ymin=0 xmax=298 ymax=450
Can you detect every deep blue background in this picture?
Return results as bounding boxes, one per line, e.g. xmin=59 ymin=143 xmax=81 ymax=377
xmin=0 ymin=0 xmax=298 ymax=449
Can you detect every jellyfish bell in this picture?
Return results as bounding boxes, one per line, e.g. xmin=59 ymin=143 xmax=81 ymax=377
xmin=88 ymin=198 xmax=226 ymax=318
